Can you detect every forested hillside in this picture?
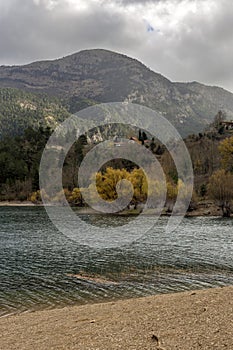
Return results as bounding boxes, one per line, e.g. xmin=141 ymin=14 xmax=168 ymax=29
xmin=0 ymin=88 xmax=70 ymax=139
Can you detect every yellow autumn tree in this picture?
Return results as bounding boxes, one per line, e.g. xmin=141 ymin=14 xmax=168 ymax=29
xmin=128 ymin=168 xmax=147 ymax=205
xmin=30 ymin=190 xmax=42 ymax=203
xmin=165 ymin=181 xmax=178 ymax=212
xmin=95 ymin=167 xmax=130 ymax=201
xmin=30 ymin=189 xmax=49 ymax=203
xmin=94 ymin=167 xmax=167 ymax=209
xmin=68 ymin=187 xmax=84 ymax=206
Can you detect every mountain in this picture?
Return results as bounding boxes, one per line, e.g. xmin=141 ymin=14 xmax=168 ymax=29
xmin=1 ymin=49 xmax=233 ymax=136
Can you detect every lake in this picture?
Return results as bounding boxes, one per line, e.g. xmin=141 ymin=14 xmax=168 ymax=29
xmin=0 ymin=206 xmax=232 ymax=317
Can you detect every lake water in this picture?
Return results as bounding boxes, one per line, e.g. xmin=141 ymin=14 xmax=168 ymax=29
xmin=0 ymin=206 xmax=232 ymax=317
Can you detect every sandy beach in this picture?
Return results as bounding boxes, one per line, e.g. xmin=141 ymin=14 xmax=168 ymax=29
xmin=0 ymin=286 xmax=232 ymax=350
xmin=0 ymin=201 xmax=37 ymax=206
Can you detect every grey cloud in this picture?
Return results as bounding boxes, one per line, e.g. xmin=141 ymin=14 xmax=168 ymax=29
xmin=111 ymin=0 xmax=202 ymax=5
xmin=114 ymin=0 xmax=159 ymax=4
xmin=132 ymin=0 xmax=233 ymax=91
xmin=0 ymin=0 xmax=141 ymax=64
xmin=0 ymin=0 xmax=233 ymax=92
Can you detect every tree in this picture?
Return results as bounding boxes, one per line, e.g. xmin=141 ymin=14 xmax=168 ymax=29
xmin=138 ymin=130 xmax=142 ymax=142
xmin=68 ymin=187 xmax=84 ymax=206
xmin=128 ymin=168 xmax=147 ymax=208
xmin=149 ymin=137 xmax=158 ymax=154
xmin=95 ymin=167 xmax=130 ymax=201
xmin=93 ymin=167 xmax=167 ymax=210
xmin=218 ymin=136 xmax=233 ymax=172
xmin=200 ymin=184 xmax=207 ymax=198
xmin=210 ymin=110 xmax=225 ymax=134
xmin=75 ymin=134 xmax=88 ymax=166
xmin=208 ymin=169 xmax=233 ymax=217
xmin=142 ymin=131 xmax=147 ymax=141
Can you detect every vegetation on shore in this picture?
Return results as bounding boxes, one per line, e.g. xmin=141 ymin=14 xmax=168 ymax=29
xmin=1 ymin=109 xmax=233 ymax=216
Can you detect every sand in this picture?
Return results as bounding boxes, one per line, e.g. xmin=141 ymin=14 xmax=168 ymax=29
xmin=0 ymin=201 xmax=36 ymax=206
xmin=0 ymin=286 xmax=232 ymax=349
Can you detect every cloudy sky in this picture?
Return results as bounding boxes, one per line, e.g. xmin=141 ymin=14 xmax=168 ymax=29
xmin=0 ymin=0 xmax=233 ymax=91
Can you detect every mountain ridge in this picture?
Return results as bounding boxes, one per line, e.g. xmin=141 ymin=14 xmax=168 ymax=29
xmin=1 ymin=49 xmax=233 ymax=136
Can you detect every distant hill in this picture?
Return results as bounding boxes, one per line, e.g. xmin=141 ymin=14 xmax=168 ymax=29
xmin=1 ymin=49 xmax=233 ymax=136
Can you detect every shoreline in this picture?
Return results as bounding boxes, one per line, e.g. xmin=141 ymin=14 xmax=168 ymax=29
xmin=0 ymin=200 xmax=227 ymax=217
xmin=0 ymin=201 xmax=39 ymax=206
xmin=0 ymin=286 xmax=232 ymax=349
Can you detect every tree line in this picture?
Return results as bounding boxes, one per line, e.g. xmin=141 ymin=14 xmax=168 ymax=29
xmin=1 ymin=122 xmax=233 ymax=216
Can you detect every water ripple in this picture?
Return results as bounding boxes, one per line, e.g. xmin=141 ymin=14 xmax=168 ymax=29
xmin=0 ymin=207 xmax=233 ymax=317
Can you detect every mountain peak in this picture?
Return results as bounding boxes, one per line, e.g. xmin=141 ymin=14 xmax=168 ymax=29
xmin=1 ymin=49 xmax=233 ymax=136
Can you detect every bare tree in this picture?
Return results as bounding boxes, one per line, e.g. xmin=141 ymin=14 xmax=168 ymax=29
xmin=208 ymin=169 xmax=233 ymax=217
